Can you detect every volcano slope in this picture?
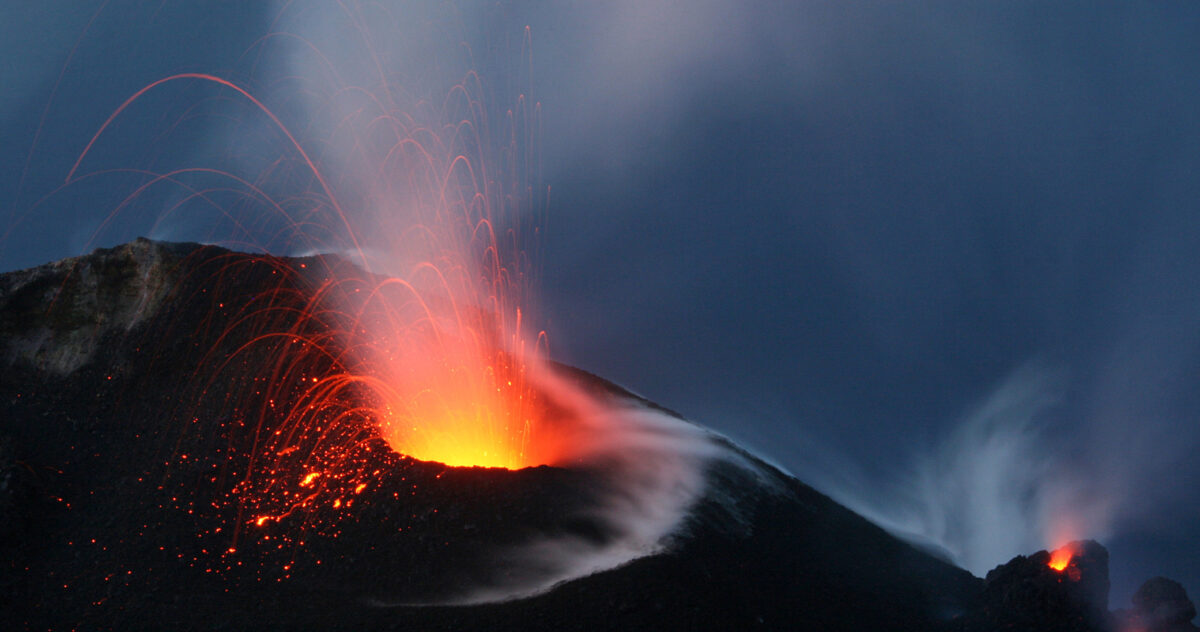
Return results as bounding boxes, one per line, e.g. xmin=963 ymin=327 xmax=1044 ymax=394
xmin=0 ymin=239 xmax=984 ymax=630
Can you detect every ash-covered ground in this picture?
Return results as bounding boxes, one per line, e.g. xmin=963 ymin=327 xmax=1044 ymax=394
xmin=0 ymin=239 xmax=1193 ymax=631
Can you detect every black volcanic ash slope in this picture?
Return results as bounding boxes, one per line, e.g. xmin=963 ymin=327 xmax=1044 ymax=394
xmin=0 ymin=239 xmax=986 ymax=630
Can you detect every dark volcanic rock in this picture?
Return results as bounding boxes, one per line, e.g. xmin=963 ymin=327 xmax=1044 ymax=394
xmin=949 ymin=540 xmax=1110 ymax=632
xmin=0 ymin=237 xmax=184 ymax=375
xmin=0 ymin=434 xmax=39 ymax=538
xmin=1118 ymin=577 xmax=1200 ymax=632
xmin=0 ymin=239 xmax=1085 ymax=631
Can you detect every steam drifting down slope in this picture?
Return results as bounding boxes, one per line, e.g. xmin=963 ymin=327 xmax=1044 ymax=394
xmin=1 ymin=239 xmax=982 ymax=630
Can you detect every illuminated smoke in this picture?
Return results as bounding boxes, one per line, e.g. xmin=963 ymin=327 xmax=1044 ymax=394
xmin=229 ymin=0 xmax=722 ymax=600
xmin=410 ymin=371 xmax=725 ymax=604
xmin=902 ymin=366 xmax=1112 ymax=574
xmin=17 ymin=0 xmax=727 ymax=602
xmin=811 ymin=365 xmax=1117 ymax=577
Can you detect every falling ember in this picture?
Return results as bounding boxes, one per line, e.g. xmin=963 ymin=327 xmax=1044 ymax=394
xmin=58 ymin=0 xmax=561 ymax=556
xmin=2 ymin=3 xmax=737 ymax=608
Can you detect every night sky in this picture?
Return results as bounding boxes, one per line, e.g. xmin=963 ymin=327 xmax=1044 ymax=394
xmin=3 ymin=1 xmax=1199 ymax=605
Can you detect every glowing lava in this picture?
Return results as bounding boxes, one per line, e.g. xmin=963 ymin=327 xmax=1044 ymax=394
xmin=58 ymin=1 xmax=559 ymax=549
xmin=361 ymin=290 xmax=552 ymax=469
xmin=1048 ymin=542 xmax=1081 ymax=572
xmin=376 ymin=368 xmax=537 ymax=470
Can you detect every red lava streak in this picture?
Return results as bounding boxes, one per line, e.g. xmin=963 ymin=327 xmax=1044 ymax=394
xmin=59 ymin=3 xmax=558 ymax=554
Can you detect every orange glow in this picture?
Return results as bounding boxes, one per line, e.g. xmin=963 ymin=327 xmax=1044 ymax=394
xmin=96 ymin=7 xmax=556 ymax=559
xmin=1048 ymin=542 xmax=1081 ymax=572
xmin=71 ymin=66 xmax=553 ymax=476
xmin=310 ymin=262 xmax=559 ymax=470
xmin=373 ymin=344 xmax=545 ymax=469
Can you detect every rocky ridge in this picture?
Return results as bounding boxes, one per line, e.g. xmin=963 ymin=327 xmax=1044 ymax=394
xmin=0 ymin=239 xmax=1194 ymax=631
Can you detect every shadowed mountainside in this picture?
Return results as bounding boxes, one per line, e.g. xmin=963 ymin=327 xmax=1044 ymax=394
xmin=3 ymin=239 xmax=1141 ymax=630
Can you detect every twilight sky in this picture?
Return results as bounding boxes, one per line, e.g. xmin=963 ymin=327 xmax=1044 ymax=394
xmin=3 ymin=1 xmax=1199 ymax=604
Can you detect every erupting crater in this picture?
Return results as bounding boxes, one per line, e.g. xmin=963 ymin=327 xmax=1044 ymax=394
xmin=1049 ymin=543 xmax=1078 ymax=572
xmin=372 ymin=348 xmax=556 ymax=470
xmin=302 ymin=268 xmax=564 ymax=472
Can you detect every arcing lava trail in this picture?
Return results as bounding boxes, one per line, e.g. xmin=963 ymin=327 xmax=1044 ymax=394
xmin=0 ymin=239 xmax=977 ymax=629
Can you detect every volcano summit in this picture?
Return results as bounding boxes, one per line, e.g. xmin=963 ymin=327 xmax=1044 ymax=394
xmin=0 ymin=240 xmax=1193 ymax=631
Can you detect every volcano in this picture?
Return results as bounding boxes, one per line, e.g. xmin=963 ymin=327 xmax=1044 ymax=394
xmin=0 ymin=239 xmax=1193 ymax=631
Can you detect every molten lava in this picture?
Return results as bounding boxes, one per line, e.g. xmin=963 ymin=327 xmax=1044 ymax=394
xmin=324 ymin=255 xmax=556 ymax=470
xmin=1048 ymin=541 xmax=1084 ymax=579
xmin=372 ymin=333 xmax=545 ymax=470
xmin=60 ymin=0 xmax=557 ymax=549
xmin=1049 ymin=547 xmax=1074 ymax=571
xmin=378 ymin=388 xmax=532 ymax=469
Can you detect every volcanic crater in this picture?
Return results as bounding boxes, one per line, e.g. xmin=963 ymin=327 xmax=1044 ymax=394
xmin=0 ymin=239 xmax=1194 ymax=631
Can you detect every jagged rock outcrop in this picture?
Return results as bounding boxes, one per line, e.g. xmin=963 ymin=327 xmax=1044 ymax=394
xmin=0 ymin=239 xmax=981 ymax=631
xmin=966 ymin=540 xmax=1108 ymax=631
xmin=2 ymin=239 xmax=1194 ymax=631
xmin=1117 ymin=577 xmax=1200 ymax=632
xmin=932 ymin=541 xmax=1118 ymax=631
xmin=0 ymin=237 xmax=184 ymax=374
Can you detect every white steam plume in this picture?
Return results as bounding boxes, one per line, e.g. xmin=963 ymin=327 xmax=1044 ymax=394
xmin=258 ymin=1 xmax=725 ymax=604
xmin=819 ymin=365 xmax=1117 ymax=576
xmin=904 ymin=366 xmax=1112 ymax=573
xmin=432 ymin=369 xmax=725 ymax=604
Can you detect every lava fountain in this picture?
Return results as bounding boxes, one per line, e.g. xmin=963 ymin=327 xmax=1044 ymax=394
xmin=57 ymin=4 xmax=559 ymax=473
xmin=38 ymin=1 xmax=717 ymax=601
xmin=262 ymin=9 xmax=556 ymax=472
xmin=48 ymin=0 xmax=562 ymax=521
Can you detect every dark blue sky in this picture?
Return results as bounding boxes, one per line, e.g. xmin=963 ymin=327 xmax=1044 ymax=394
xmin=3 ymin=1 xmax=1199 ymax=604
